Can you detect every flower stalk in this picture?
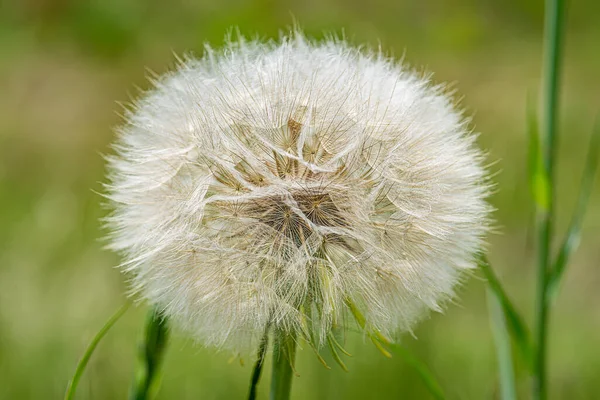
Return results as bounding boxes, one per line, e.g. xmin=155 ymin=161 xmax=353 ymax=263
xmin=270 ymin=332 xmax=297 ymax=400
xmin=248 ymin=326 xmax=270 ymax=400
xmin=130 ymin=308 xmax=169 ymax=400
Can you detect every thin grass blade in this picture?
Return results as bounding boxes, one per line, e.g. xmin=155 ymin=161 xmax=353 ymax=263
xmin=533 ymin=0 xmax=566 ymax=397
xmin=487 ymin=289 xmax=517 ymax=400
xmin=478 ymin=255 xmax=532 ymax=368
xmin=548 ymin=118 xmax=600 ymax=299
xmin=65 ymin=302 xmax=130 ymax=400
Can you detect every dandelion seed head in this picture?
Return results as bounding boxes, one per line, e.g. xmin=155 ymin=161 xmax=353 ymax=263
xmin=105 ymin=32 xmax=491 ymax=353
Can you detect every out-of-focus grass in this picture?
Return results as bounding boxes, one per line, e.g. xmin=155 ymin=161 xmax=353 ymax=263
xmin=0 ymin=1 xmax=599 ymax=399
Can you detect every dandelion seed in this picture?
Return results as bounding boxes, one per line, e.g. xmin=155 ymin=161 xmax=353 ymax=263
xmin=105 ymin=31 xmax=491 ymax=355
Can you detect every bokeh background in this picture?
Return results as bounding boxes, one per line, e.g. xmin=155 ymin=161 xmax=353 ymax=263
xmin=1 ymin=0 xmax=599 ymax=399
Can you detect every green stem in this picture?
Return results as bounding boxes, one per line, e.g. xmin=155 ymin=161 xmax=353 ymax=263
xmin=270 ymin=332 xmax=297 ymax=400
xmin=535 ymin=0 xmax=565 ymax=398
xmin=248 ymin=327 xmax=270 ymax=400
xmin=130 ymin=308 xmax=169 ymax=400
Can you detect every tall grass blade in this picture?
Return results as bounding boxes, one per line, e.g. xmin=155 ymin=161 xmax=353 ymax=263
xmin=534 ymin=0 xmax=566 ymax=397
xmin=548 ymin=118 xmax=600 ymax=299
xmin=65 ymin=302 xmax=130 ymax=400
xmin=487 ymin=289 xmax=517 ymax=400
xmin=130 ymin=308 xmax=169 ymax=400
xmin=479 ymin=255 xmax=532 ymax=366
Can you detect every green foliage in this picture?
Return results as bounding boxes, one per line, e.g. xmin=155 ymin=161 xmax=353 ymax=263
xmin=483 ymin=1 xmax=599 ymax=398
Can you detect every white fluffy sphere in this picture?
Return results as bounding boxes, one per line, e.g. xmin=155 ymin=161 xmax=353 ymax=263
xmin=105 ymin=33 xmax=490 ymax=353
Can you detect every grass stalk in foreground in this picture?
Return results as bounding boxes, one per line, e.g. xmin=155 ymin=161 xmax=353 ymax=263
xmin=270 ymin=332 xmax=297 ymax=400
xmin=65 ymin=302 xmax=130 ymax=400
xmin=479 ymin=255 xmax=532 ymax=366
xmin=534 ymin=0 xmax=565 ymax=398
xmin=130 ymin=308 xmax=169 ymax=400
xmin=487 ymin=289 xmax=517 ymax=400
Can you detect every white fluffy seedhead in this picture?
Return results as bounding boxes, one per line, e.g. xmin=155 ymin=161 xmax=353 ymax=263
xmin=105 ymin=32 xmax=491 ymax=355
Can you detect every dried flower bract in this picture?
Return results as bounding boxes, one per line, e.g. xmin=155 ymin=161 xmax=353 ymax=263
xmin=105 ymin=32 xmax=491 ymax=354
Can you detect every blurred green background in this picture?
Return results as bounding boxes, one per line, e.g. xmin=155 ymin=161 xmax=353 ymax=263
xmin=1 ymin=0 xmax=599 ymax=399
